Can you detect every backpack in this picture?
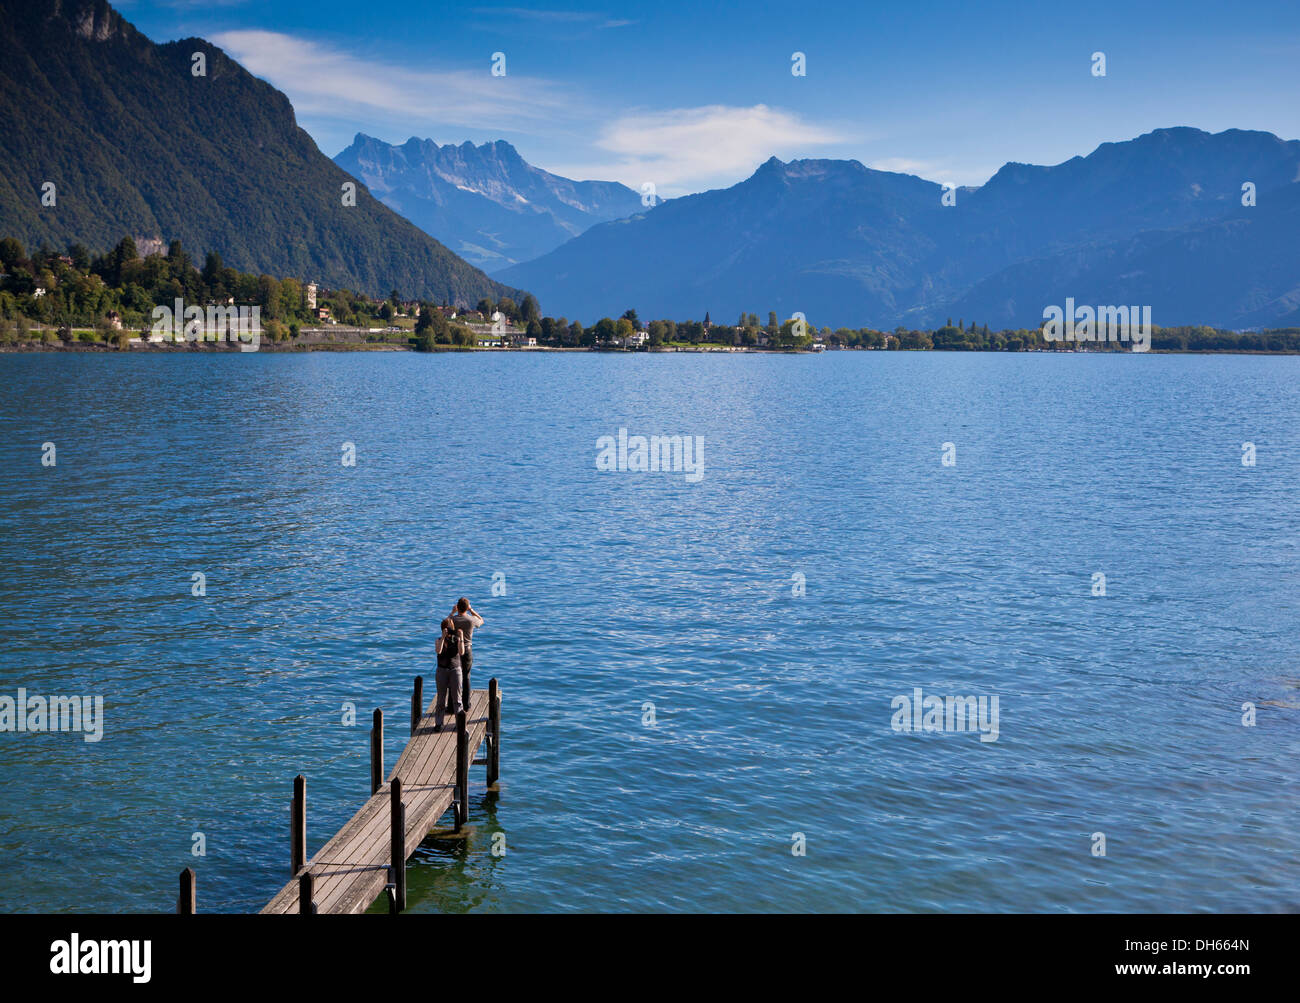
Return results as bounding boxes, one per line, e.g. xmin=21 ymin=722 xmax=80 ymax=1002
xmin=437 ymin=630 xmax=461 ymax=668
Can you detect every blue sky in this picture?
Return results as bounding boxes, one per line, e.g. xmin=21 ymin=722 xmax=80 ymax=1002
xmin=117 ymin=0 xmax=1300 ymax=196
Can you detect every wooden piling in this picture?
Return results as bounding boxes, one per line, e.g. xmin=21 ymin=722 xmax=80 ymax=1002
xmin=370 ymin=708 xmax=383 ymax=795
xmin=390 ymin=777 xmax=406 ymax=912
xmin=178 ymin=867 xmax=196 ymax=915
xmin=260 ymin=687 xmax=498 ymax=914
xmin=455 ymin=709 xmax=468 ymax=831
xmin=299 ymin=871 xmax=315 ymax=915
xmin=291 ymin=774 xmax=306 ymax=875
xmin=487 ymin=678 xmax=500 ymax=787
xmin=410 ymin=675 xmax=423 ymax=736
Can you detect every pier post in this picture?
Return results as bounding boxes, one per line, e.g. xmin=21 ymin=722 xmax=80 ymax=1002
xmin=178 ymin=867 xmax=196 ymax=915
xmin=455 ymin=709 xmax=468 ymax=831
xmin=298 ymin=871 xmax=315 ymax=915
xmin=370 ymin=708 xmax=383 ymax=795
xmin=390 ymin=777 xmax=406 ymax=912
xmin=487 ymin=678 xmax=500 ymax=788
xmin=410 ymin=675 xmax=423 ymax=735
xmin=291 ymin=774 xmax=306 ymax=875
xmin=384 ymin=870 xmax=398 ymax=914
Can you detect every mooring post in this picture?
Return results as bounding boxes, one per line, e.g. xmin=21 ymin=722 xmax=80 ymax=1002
xmin=370 ymin=708 xmax=383 ymax=795
xmin=390 ymin=777 xmax=406 ymax=912
xmin=298 ymin=871 xmax=315 ymax=915
xmin=455 ymin=709 xmax=468 ymax=831
xmin=178 ymin=867 xmax=196 ymax=915
xmin=410 ymin=675 xmax=423 ymax=736
xmin=291 ymin=774 xmax=306 ymax=875
xmin=384 ymin=868 xmax=398 ymax=915
xmin=487 ymin=678 xmax=500 ymax=787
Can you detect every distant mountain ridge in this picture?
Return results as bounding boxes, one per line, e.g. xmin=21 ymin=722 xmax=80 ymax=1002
xmin=501 ymin=127 xmax=1300 ymax=329
xmin=0 ymin=0 xmax=519 ymax=306
xmin=334 ymin=135 xmax=644 ymax=272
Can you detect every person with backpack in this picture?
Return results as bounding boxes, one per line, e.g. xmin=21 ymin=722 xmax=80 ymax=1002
xmin=434 ymin=617 xmax=464 ymax=731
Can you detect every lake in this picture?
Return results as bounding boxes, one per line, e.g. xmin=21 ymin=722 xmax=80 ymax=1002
xmin=1 ymin=350 xmax=1298 ymax=912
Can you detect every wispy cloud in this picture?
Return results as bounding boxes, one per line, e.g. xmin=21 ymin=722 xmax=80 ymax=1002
xmin=868 ymin=157 xmax=935 ymax=176
xmin=473 ymin=7 xmax=593 ymax=21
xmin=208 ymin=32 xmax=848 ymax=193
xmin=472 ymin=7 xmax=637 ymax=28
xmin=117 ymin=0 xmax=252 ymax=8
xmin=210 ymin=29 xmax=582 ymax=138
xmin=868 ymin=157 xmax=1000 ymax=186
xmin=545 ymin=105 xmax=851 ymax=194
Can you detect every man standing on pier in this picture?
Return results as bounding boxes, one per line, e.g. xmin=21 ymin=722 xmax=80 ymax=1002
xmin=448 ymin=597 xmax=484 ymax=710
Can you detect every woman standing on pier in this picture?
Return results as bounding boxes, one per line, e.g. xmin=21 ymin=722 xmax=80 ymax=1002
xmin=434 ymin=617 xmax=464 ymax=731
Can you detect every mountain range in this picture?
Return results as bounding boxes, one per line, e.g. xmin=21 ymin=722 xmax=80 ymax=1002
xmin=334 ymin=135 xmax=643 ymax=273
xmin=0 ymin=0 xmax=518 ymax=306
xmin=500 ymin=127 xmax=1300 ymax=330
xmin=5 ymin=1 xmax=1297 ymax=331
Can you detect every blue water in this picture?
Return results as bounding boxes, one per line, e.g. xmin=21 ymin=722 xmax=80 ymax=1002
xmin=1 ymin=350 xmax=1298 ymax=913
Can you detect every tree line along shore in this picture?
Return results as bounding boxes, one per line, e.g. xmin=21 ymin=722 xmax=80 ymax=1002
xmin=2 ymin=236 xmax=1298 ymax=355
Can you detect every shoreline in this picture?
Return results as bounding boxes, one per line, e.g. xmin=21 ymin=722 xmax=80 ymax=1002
xmin=0 ymin=339 xmax=816 ymax=355
xmin=5 ymin=340 xmax=1300 ymax=357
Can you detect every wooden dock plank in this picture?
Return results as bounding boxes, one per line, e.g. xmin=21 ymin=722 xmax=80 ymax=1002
xmin=321 ymin=697 xmax=491 ymax=908
xmin=260 ymin=689 xmax=492 ymax=914
xmin=272 ymin=693 xmax=485 ymax=915
xmin=263 ymin=692 xmax=488 ymax=915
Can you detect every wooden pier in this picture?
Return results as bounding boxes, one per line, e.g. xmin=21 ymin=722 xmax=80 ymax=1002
xmin=177 ymin=675 xmax=501 ymax=915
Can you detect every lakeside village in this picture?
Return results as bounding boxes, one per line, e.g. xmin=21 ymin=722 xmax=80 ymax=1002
xmin=3 ymin=236 xmax=1300 ymax=354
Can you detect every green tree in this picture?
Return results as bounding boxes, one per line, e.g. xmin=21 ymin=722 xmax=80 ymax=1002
xmin=777 ymin=318 xmax=813 ymax=348
xmin=540 ymin=316 xmax=567 ymax=343
xmin=414 ymin=303 xmax=435 ymax=349
xmin=277 ymin=277 xmax=302 ymax=320
xmin=201 ymin=251 xmax=224 ymax=291
xmin=257 ymin=274 xmax=282 ymax=319
xmin=0 ymin=238 xmax=26 ymax=271
xmin=166 ymin=240 xmax=190 ymax=276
